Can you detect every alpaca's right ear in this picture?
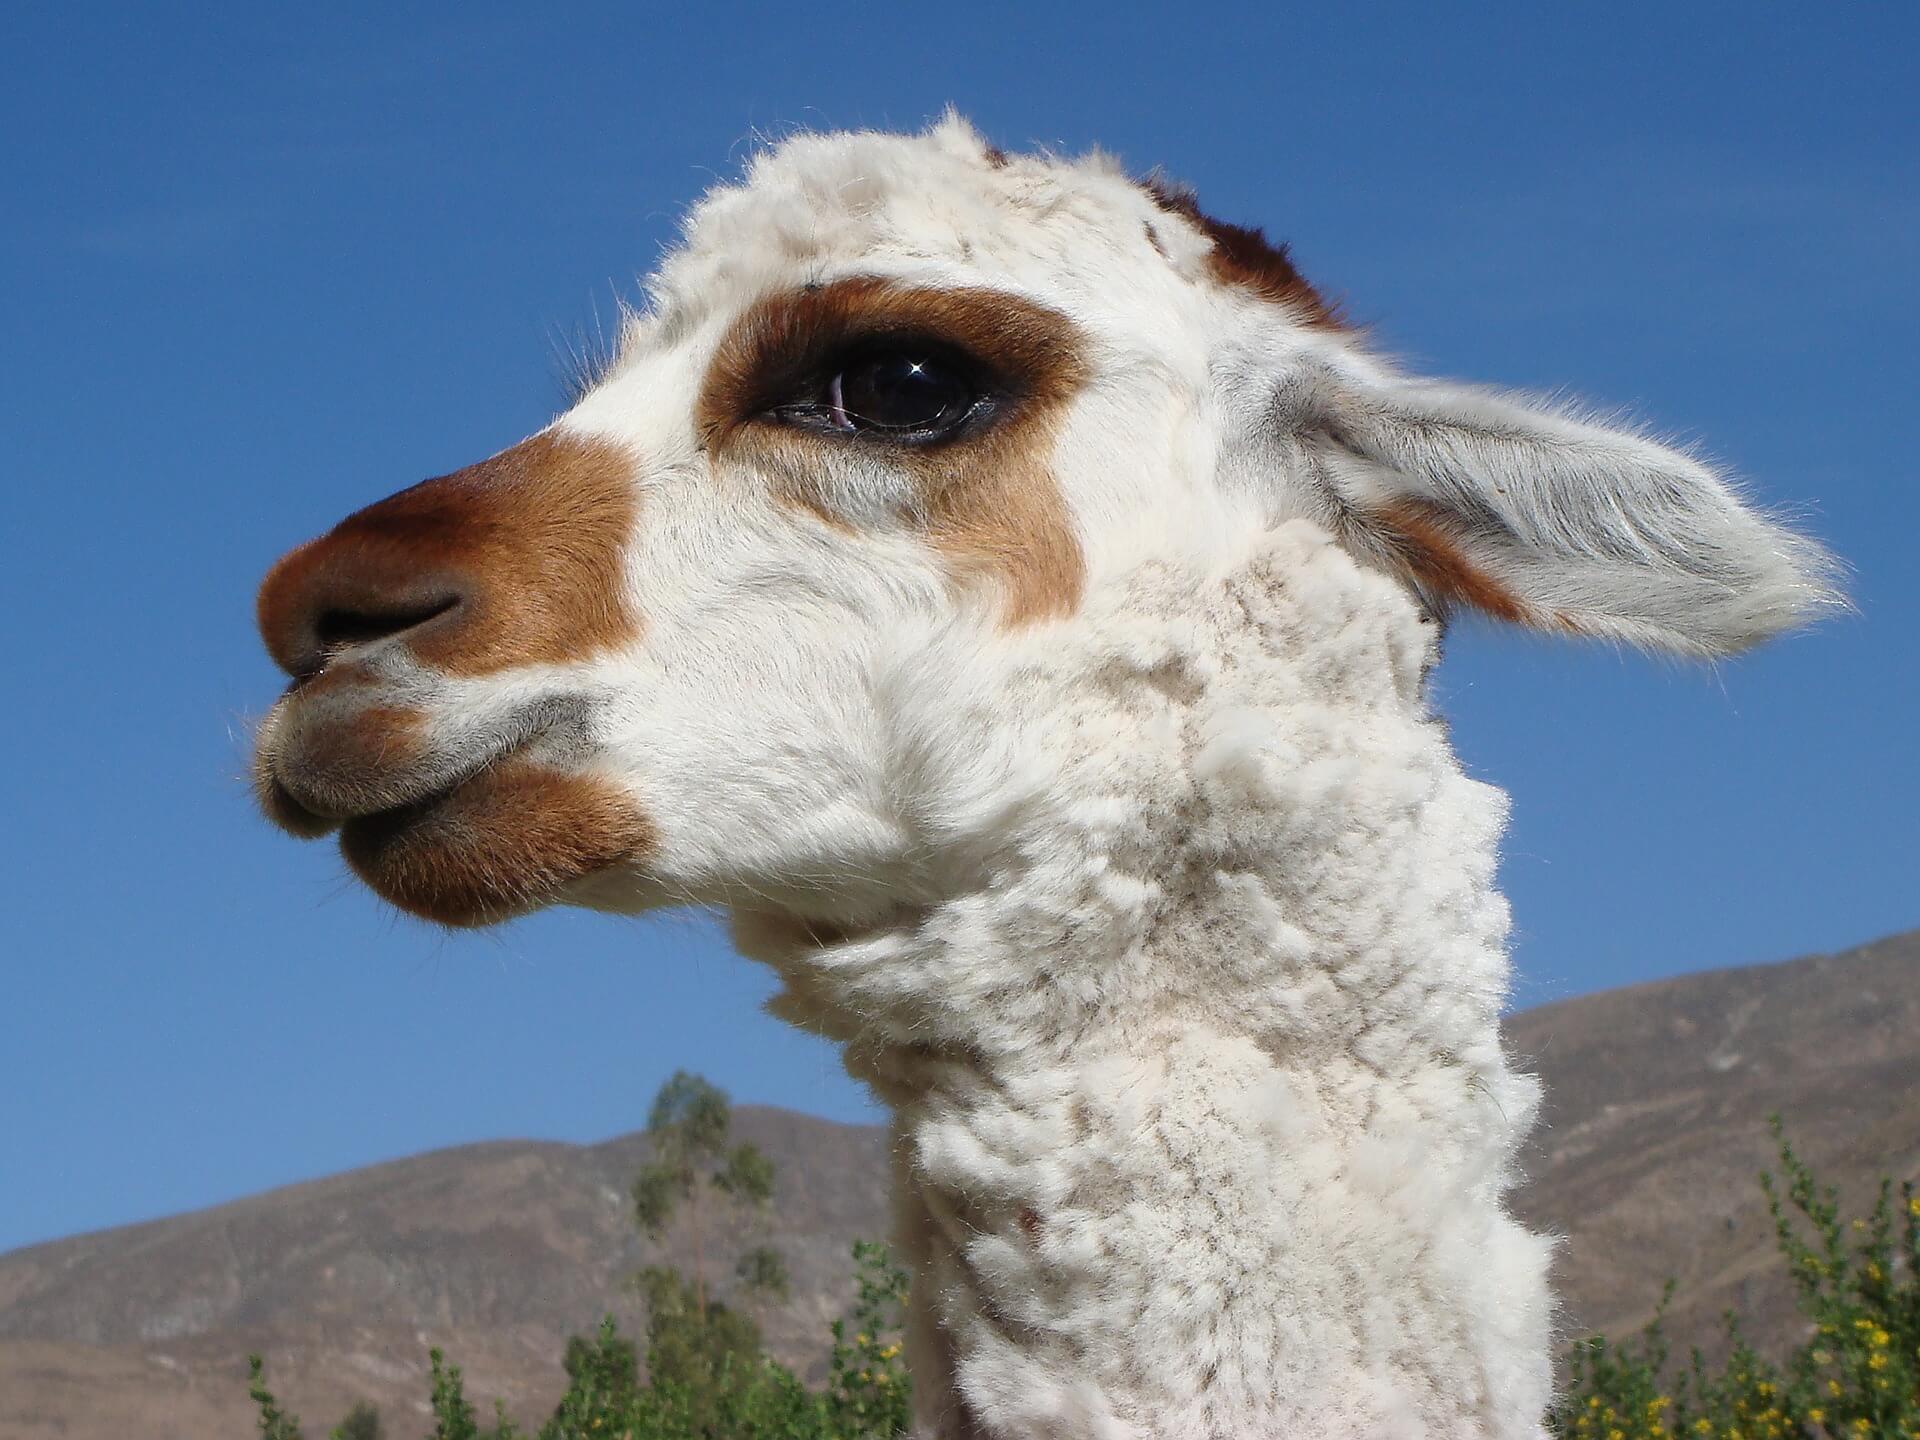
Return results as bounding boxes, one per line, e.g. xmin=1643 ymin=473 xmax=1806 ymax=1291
xmin=1270 ymin=357 xmax=1845 ymax=656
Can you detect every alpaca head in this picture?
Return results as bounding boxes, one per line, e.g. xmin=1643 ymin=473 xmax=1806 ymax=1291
xmin=252 ymin=115 xmax=1837 ymax=932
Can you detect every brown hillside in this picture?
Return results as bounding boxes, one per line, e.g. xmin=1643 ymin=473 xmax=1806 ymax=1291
xmin=0 ymin=1110 xmax=889 ymax=1437
xmin=1 ymin=928 xmax=1914 ymax=1439
xmin=1508 ymin=926 xmax=1920 ymax=1360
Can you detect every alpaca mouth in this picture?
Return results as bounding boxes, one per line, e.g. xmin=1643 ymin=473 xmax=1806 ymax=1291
xmin=252 ymin=689 xmax=564 ymax=837
xmin=252 ymin=690 xmax=649 ymax=927
xmin=256 ymin=739 xmax=524 ymax=842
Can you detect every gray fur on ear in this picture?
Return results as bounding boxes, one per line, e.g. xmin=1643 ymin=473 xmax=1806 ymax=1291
xmin=1272 ymin=356 xmax=1846 ymax=655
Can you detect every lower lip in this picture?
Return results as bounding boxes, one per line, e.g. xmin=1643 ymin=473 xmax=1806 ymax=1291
xmin=332 ymin=752 xmax=650 ymax=928
xmin=335 ymin=763 xmax=528 ymax=925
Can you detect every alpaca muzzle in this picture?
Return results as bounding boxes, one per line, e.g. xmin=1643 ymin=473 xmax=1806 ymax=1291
xmin=249 ymin=429 xmax=653 ymax=924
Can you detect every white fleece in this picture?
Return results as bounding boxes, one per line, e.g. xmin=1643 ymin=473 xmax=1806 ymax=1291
xmin=735 ymin=521 xmax=1554 ymax=1439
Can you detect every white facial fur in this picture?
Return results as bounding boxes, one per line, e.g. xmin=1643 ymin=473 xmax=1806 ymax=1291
xmin=538 ymin=114 xmax=1835 ymax=923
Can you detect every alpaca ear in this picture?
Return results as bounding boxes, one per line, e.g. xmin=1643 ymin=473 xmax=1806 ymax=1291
xmin=1276 ymin=359 xmax=1844 ymax=655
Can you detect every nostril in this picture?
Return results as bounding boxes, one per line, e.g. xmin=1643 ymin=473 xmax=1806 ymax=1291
xmin=259 ymin=498 xmax=484 ymax=682
xmin=274 ymin=590 xmax=464 ymax=683
xmin=313 ymin=593 xmax=463 ymax=656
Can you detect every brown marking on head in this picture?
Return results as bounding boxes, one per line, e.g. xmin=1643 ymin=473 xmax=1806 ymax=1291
xmin=982 ymin=144 xmax=1009 ymax=169
xmin=1143 ymin=178 xmax=1344 ymax=329
xmin=339 ymin=755 xmax=654 ymax=927
xmin=1374 ymin=497 xmax=1531 ymax=625
xmin=697 ymin=277 xmax=1090 ymax=626
xmin=256 ymin=432 xmax=641 ymax=682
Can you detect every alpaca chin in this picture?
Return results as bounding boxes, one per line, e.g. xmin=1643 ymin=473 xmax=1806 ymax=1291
xmin=739 ymin=521 xmax=1557 ymax=1440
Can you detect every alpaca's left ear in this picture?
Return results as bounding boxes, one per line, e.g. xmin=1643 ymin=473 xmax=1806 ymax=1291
xmin=1276 ymin=359 xmax=1844 ymax=655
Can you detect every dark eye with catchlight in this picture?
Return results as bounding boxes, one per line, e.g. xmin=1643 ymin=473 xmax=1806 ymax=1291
xmin=779 ymin=345 xmax=987 ymax=444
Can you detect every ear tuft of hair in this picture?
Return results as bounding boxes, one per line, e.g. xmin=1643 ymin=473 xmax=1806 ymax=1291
xmin=1281 ymin=362 xmax=1846 ymax=656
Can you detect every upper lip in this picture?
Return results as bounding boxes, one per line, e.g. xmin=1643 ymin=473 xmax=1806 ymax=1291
xmin=254 ymin=689 xmax=593 ymax=837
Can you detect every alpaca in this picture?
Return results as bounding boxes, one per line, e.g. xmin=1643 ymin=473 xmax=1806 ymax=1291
xmin=250 ymin=117 xmax=1839 ymax=1438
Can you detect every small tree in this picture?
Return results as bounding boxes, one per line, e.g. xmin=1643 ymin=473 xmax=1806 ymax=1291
xmin=328 ymin=1401 xmax=382 ymax=1440
xmin=247 ymin=1354 xmax=305 ymax=1440
xmin=561 ymin=1320 xmax=639 ymax=1403
xmin=543 ymin=1316 xmax=645 ymax=1436
xmin=826 ymin=1241 xmax=913 ymax=1440
xmin=636 ymin=1264 xmax=766 ymax=1393
xmin=426 ymin=1347 xmax=479 ymax=1440
xmin=1760 ymin=1116 xmax=1919 ymax=1436
xmin=629 ymin=1071 xmax=784 ymax=1321
xmin=735 ymin=1244 xmax=790 ymax=1305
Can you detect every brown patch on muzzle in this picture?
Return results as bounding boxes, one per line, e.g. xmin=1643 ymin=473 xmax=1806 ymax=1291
xmin=340 ymin=755 xmax=655 ymax=927
xmin=253 ymin=431 xmax=654 ymax=925
xmin=256 ymin=431 xmax=641 ymax=681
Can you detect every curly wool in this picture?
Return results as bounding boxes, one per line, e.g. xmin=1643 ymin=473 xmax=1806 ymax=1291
xmin=737 ymin=520 xmax=1554 ymax=1439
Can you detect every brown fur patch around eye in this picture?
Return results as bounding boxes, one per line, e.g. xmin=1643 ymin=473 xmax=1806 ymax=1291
xmin=1374 ymin=496 xmax=1531 ymax=625
xmin=257 ymin=432 xmax=641 ymax=679
xmin=1143 ymin=178 xmax=1343 ymax=330
xmin=697 ymin=278 xmax=1090 ymax=627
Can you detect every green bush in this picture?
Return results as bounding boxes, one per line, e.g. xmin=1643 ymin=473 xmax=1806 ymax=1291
xmin=1552 ymin=1120 xmax=1919 ymax=1439
xmin=823 ymin=1241 xmax=913 ymax=1440
xmin=246 ymin=1354 xmax=305 ymax=1439
xmin=249 ymin=1240 xmax=912 ymax=1439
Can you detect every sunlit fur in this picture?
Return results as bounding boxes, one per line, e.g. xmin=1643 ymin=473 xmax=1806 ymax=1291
xmin=269 ymin=114 xmax=1841 ymax=1437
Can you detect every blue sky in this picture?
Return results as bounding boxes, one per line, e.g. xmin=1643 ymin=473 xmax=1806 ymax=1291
xmin=2 ymin=3 xmax=1914 ymax=1255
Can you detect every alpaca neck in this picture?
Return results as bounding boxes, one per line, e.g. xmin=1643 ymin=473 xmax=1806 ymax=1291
xmin=742 ymin=524 xmax=1555 ymax=1437
xmin=862 ymin=911 xmax=1552 ymax=1440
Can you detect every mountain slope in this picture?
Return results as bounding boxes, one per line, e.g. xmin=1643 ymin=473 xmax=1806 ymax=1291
xmin=2 ymin=928 xmax=1914 ymax=1439
xmin=1508 ymin=926 xmax=1920 ymax=1358
xmin=0 ymin=1111 xmax=890 ymax=1435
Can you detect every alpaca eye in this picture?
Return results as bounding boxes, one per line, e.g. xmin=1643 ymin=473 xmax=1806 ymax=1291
xmin=811 ymin=349 xmax=983 ymax=440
